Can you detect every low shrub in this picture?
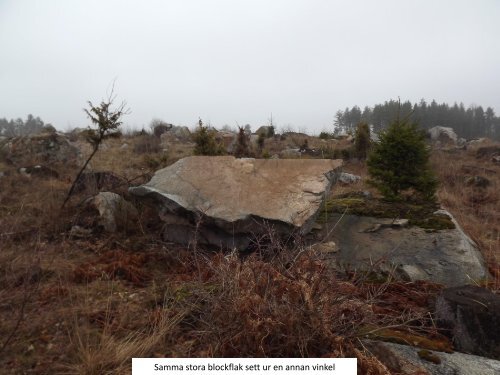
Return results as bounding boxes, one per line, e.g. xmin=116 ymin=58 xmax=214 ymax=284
xmin=133 ymin=135 xmax=162 ymax=154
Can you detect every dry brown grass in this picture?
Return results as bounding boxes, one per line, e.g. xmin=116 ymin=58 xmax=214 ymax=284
xmin=431 ymin=146 xmax=500 ymax=288
xmin=64 ymin=308 xmax=186 ymax=375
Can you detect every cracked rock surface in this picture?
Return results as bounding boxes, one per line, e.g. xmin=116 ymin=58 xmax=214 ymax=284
xmin=318 ymin=210 xmax=489 ymax=286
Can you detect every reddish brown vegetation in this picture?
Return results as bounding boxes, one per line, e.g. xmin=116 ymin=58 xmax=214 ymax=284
xmin=73 ymin=250 xmax=148 ymax=286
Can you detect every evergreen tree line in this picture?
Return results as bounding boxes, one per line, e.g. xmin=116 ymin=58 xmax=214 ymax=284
xmin=334 ymin=99 xmax=500 ymax=140
xmin=0 ymin=114 xmax=48 ymax=137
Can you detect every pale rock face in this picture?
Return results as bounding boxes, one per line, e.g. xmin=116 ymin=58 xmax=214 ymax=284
xmin=428 ymin=126 xmax=458 ymax=147
xmin=130 ymin=156 xmax=342 ymax=249
xmin=214 ymin=131 xmax=237 ymax=153
xmin=319 ymin=209 xmax=489 ymax=287
xmin=92 ymin=192 xmax=138 ymax=233
xmin=308 ymin=241 xmax=337 ymax=254
xmin=171 ymin=126 xmax=192 ymax=142
xmin=338 ymin=172 xmax=361 ymax=184
xmin=160 ymin=126 xmax=192 ymax=145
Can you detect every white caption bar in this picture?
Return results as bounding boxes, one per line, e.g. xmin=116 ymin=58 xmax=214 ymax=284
xmin=132 ymin=358 xmax=356 ymax=375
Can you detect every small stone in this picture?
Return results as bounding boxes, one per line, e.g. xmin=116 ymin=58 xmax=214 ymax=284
xmin=69 ymin=225 xmax=92 ymax=238
xmin=309 ymin=241 xmax=337 ymax=254
xmin=91 ymin=192 xmax=138 ymax=233
xmin=311 ymin=223 xmax=323 ymax=231
xmin=398 ymin=264 xmax=427 ymax=281
xmin=18 ymin=165 xmax=59 ymax=179
xmin=465 ymin=175 xmax=490 ymax=188
xmin=363 ymin=223 xmax=382 ymax=233
xmin=391 ymin=219 xmax=409 ymax=227
xmin=338 ymin=172 xmax=361 ymax=184
xmin=362 ymin=191 xmax=372 ymax=199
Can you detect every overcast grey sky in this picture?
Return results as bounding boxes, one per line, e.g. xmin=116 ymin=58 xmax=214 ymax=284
xmin=1 ymin=0 xmax=499 ymax=133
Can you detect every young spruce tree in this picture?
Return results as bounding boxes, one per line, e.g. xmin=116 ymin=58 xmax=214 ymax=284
xmin=193 ymin=119 xmax=225 ymax=156
xmin=367 ymin=119 xmax=437 ymax=201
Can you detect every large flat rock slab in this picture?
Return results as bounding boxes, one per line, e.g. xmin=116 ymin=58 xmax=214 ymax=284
xmin=318 ymin=210 xmax=488 ymax=286
xmin=130 ymin=156 xmax=342 ymax=248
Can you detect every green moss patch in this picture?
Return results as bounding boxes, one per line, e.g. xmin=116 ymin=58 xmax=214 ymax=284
xmin=320 ymin=191 xmax=455 ymax=230
xmin=418 ymin=349 xmax=442 ymax=364
xmin=411 ymin=213 xmax=455 ymax=231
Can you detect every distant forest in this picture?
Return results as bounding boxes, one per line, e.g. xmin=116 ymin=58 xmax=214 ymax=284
xmin=0 ymin=114 xmax=48 ymax=137
xmin=334 ymin=99 xmax=500 ymax=140
xmin=3 ymin=100 xmax=500 ymax=141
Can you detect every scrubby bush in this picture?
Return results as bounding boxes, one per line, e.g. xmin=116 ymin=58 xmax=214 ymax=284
xmin=299 ymin=139 xmax=309 ymax=152
xmin=150 ymin=119 xmax=172 ymax=138
xmin=193 ymin=119 xmax=226 ymax=156
xmin=257 ymin=132 xmax=266 ymax=150
xmin=319 ymin=131 xmax=333 ymax=140
xmin=233 ymin=126 xmax=250 ymax=158
xmin=142 ymin=153 xmax=169 ymax=169
xmin=133 ymin=134 xmax=162 ymax=154
xmin=367 ymin=119 xmax=437 ymax=201
xmin=340 ymin=148 xmax=353 ymax=160
xmin=354 ymin=122 xmax=371 ymax=159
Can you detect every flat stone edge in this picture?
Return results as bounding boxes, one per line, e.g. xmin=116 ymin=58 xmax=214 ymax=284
xmin=129 ymin=158 xmax=343 ymax=235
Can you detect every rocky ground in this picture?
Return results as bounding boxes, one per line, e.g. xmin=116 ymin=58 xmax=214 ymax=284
xmin=0 ymin=126 xmax=498 ymax=374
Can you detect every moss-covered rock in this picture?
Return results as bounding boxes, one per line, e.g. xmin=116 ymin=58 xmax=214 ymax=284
xmin=320 ymin=191 xmax=455 ymax=230
xmin=411 ymin=213 xmax=455 ymax=231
